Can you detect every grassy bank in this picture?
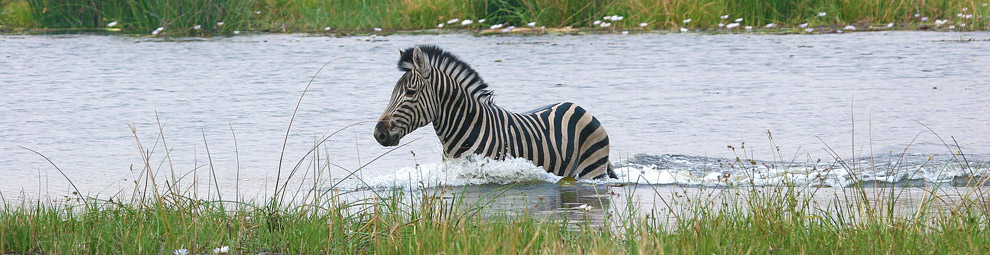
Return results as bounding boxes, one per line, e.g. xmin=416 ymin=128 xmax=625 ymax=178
xmin=1 ymin=0 xmax=989 ymax=35
xmin=3 ymin=127 xmax=989 ymax=254
xmin=3 ymin=181 xmax=989 ymax=253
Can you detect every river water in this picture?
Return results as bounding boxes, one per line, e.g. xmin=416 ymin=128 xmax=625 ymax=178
xmin=1 ymin=32 xmax=988 ymax=202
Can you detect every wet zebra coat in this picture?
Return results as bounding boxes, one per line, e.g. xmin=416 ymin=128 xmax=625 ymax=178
xmin=374 ymin=45 xmax=615 ymax=179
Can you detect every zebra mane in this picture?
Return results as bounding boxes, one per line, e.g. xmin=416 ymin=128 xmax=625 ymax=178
xmin=397 ymin=45 xmax=494 ymax=105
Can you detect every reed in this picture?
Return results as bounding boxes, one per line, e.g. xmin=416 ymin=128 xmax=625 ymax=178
xmin=3 ymin=121 xmax=987 ymax=254
xmin=2 ymin=167 xmax=987 ymax=253
xmin=4 ymin=0 xmax=987 ymax=34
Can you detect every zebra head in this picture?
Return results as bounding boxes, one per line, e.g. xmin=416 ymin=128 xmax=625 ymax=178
xmin=374 ymin=46 xmax=436 ymax=146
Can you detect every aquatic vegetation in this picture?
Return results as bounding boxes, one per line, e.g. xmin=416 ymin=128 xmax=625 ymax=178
xmin=2 ymin=136 xmax=987 ymax=253
xmin=3 ymin=0 xmax=988 ymax=35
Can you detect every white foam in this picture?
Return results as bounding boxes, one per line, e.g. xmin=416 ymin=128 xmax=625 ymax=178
xmin=613 ymin=165 xmax=700 ymax=185
xmin=355 ymin=154 xmax=989 ymax=189
xmin=612 ymin=160 xmax=989 ymax=187
xmin=362 ymin=155 xmax=562 ymax=189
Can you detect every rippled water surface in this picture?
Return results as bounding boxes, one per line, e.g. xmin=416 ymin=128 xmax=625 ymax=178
xmin=1 ymin=32 xmax=988 ymax=199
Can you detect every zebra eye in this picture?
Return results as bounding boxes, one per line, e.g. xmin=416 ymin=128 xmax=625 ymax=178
xmin=404 ymin=88 xmax=416 ymax=97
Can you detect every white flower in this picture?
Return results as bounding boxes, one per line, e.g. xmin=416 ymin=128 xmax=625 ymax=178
xmin=621 ymin=30 xmax=629 ymax=35
xmin=957 ymin=13 xmax=963 ymax=17
xmin=593 ymin=20 xmax=602 ymax=25
xmin=960 ymin=23 xmax=966 ymax=27
xmin=717 ymin=23 xmax=724 ymax=27
xmin=914 ymin=14 xmax=921 ymax=18
xmin=726 ymin=23 xmax=739 ymax=29
xmin=447 ymin=18 xmax=459 ymax=24
xmin=935 ymin=19 xmax=947 ymax=26
xmin=193 ymin=24 xmax=202 ymax=30
xmin=817 ymin=12 xmax=827 ymax=17
xmin=233 ymin=30 xmax=240 ymax=34
xmin=489 ymin=24 xmax=503 ymax=29
xmin=213 ymin=246 xmax=229 ymax=254
xmin=606 ymin=15 xmax=623 ymax=21
xmin=965 ymin=14 xmax=973 ymax=19
xmin=949 ymin=25 xmax=956 ymax=29
xmin=720 ymin=14 xmax=729 ymax=19
xmin=962 ymin=7 xmax=968 ymax=11
xmin=107 ymin=21 xmax=118 ymax=27
xmin=478 ymin=19 xmax=486 ymax=23
xmin=682 ymin=18 xmax=692 ymax=23
xmin=804 ymin=28 xmax=813 ymax=32
xmin=843 ymin=25 xmax=856 ymax=30
xmin=437 ymin=23 xmax=444 ymax=28
xmin=744 ymin=26 xmax=752 ymax=30
xmin=680 ymin=27 xmax=688 ymax=32
xmin=173 ymin=249 xmax=189 ymax=255
xmin=886 ymin=23 xmax=894 ymax=28
xmin=764 ymin=23 xmax=775 ymax=28
xmin=374 ymin=27 xmax=382 ymax=32
xmin=502 ymin=26 xmax=515 ymax=33
xmin=324 ymin=26 xmax=332 ymax=30
xmin=600 ymin=22 xmax=611 ymax=28
xmin=735 ymin=18 xmax=743 ymax=22
xmin=799 ymin=23 xmax=808 ymax=28
xmin=461 ymin=19 xmax=473 ymax=25
xmin=921 ymin=17 xmax=928 ymax=21
xmin=254 ymin=10 xmax=261 ymax=14
xmin=639 ymin=22 xmax=648 ymax=27
xmin=217 ymin=21 xmax=224 ymax=26
xmin=151 ymin=27 xmax=163 ymax=35
xmin=983 ymin=3 xmax=988 ymax=7
xmin=527 ymin=22 xmax=536 ymax=27
xmin=615 ymin=15 xmax=624 ymax=21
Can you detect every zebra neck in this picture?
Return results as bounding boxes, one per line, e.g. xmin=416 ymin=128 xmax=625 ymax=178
xmin=432 ymin=91 xmax=511 ymax=159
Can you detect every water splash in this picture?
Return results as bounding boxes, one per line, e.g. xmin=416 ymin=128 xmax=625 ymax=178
xmin=614 ymin=154 xmax=990 ymax=187
xmin=362 ymin=155 xmax=562 ymax=189
xmin=357 ymin=153 xmax=989 ymax=190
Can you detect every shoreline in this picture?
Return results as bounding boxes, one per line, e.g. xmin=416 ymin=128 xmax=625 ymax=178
xmin=3 ymin=0 xmax=988 ymax=37
xmin=4 ymin=25 xmax=990 ymax=38
xmin=3 ymin=183 xmax=988 ymax=254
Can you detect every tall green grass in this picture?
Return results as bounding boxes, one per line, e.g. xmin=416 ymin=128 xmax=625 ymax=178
xmin=3 ymin=123 xmax=988 ymax=253
xmin=18 ymin=0 xmax=254 ymax=34
xmin=5 ymin=0 xmax=989 ymax=34
xmin=3 ymin=171 xmax=988 ymax=253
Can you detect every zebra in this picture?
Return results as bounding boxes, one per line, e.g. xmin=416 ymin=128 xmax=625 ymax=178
xmin=373 ymin=45 xmax=616 ymax=180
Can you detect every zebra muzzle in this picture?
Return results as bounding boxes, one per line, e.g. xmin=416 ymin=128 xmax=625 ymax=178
xmin=374 ymin=120 xmax=400 ymax=146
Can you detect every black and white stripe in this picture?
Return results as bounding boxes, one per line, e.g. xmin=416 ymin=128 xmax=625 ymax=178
xmin=374 ymin=45 xmax=615 ymax=179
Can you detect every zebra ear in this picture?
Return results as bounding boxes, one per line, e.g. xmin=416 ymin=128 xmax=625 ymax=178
xmin=412 ymin=46 xmax=431 ymax=77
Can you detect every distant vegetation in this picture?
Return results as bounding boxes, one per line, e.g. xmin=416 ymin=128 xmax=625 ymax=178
xmin=1 ymin=0 xmax=988 ymax=35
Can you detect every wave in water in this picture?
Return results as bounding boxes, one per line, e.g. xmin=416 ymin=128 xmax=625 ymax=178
xmin=615 ymin=154 xmax=989 ymax=187
xmin=353 ymin=154 xmax=989 ymax=190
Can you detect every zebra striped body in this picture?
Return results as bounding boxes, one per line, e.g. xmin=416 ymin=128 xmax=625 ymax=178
xmin=374 ymin=45 xmax=614 ymax=179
